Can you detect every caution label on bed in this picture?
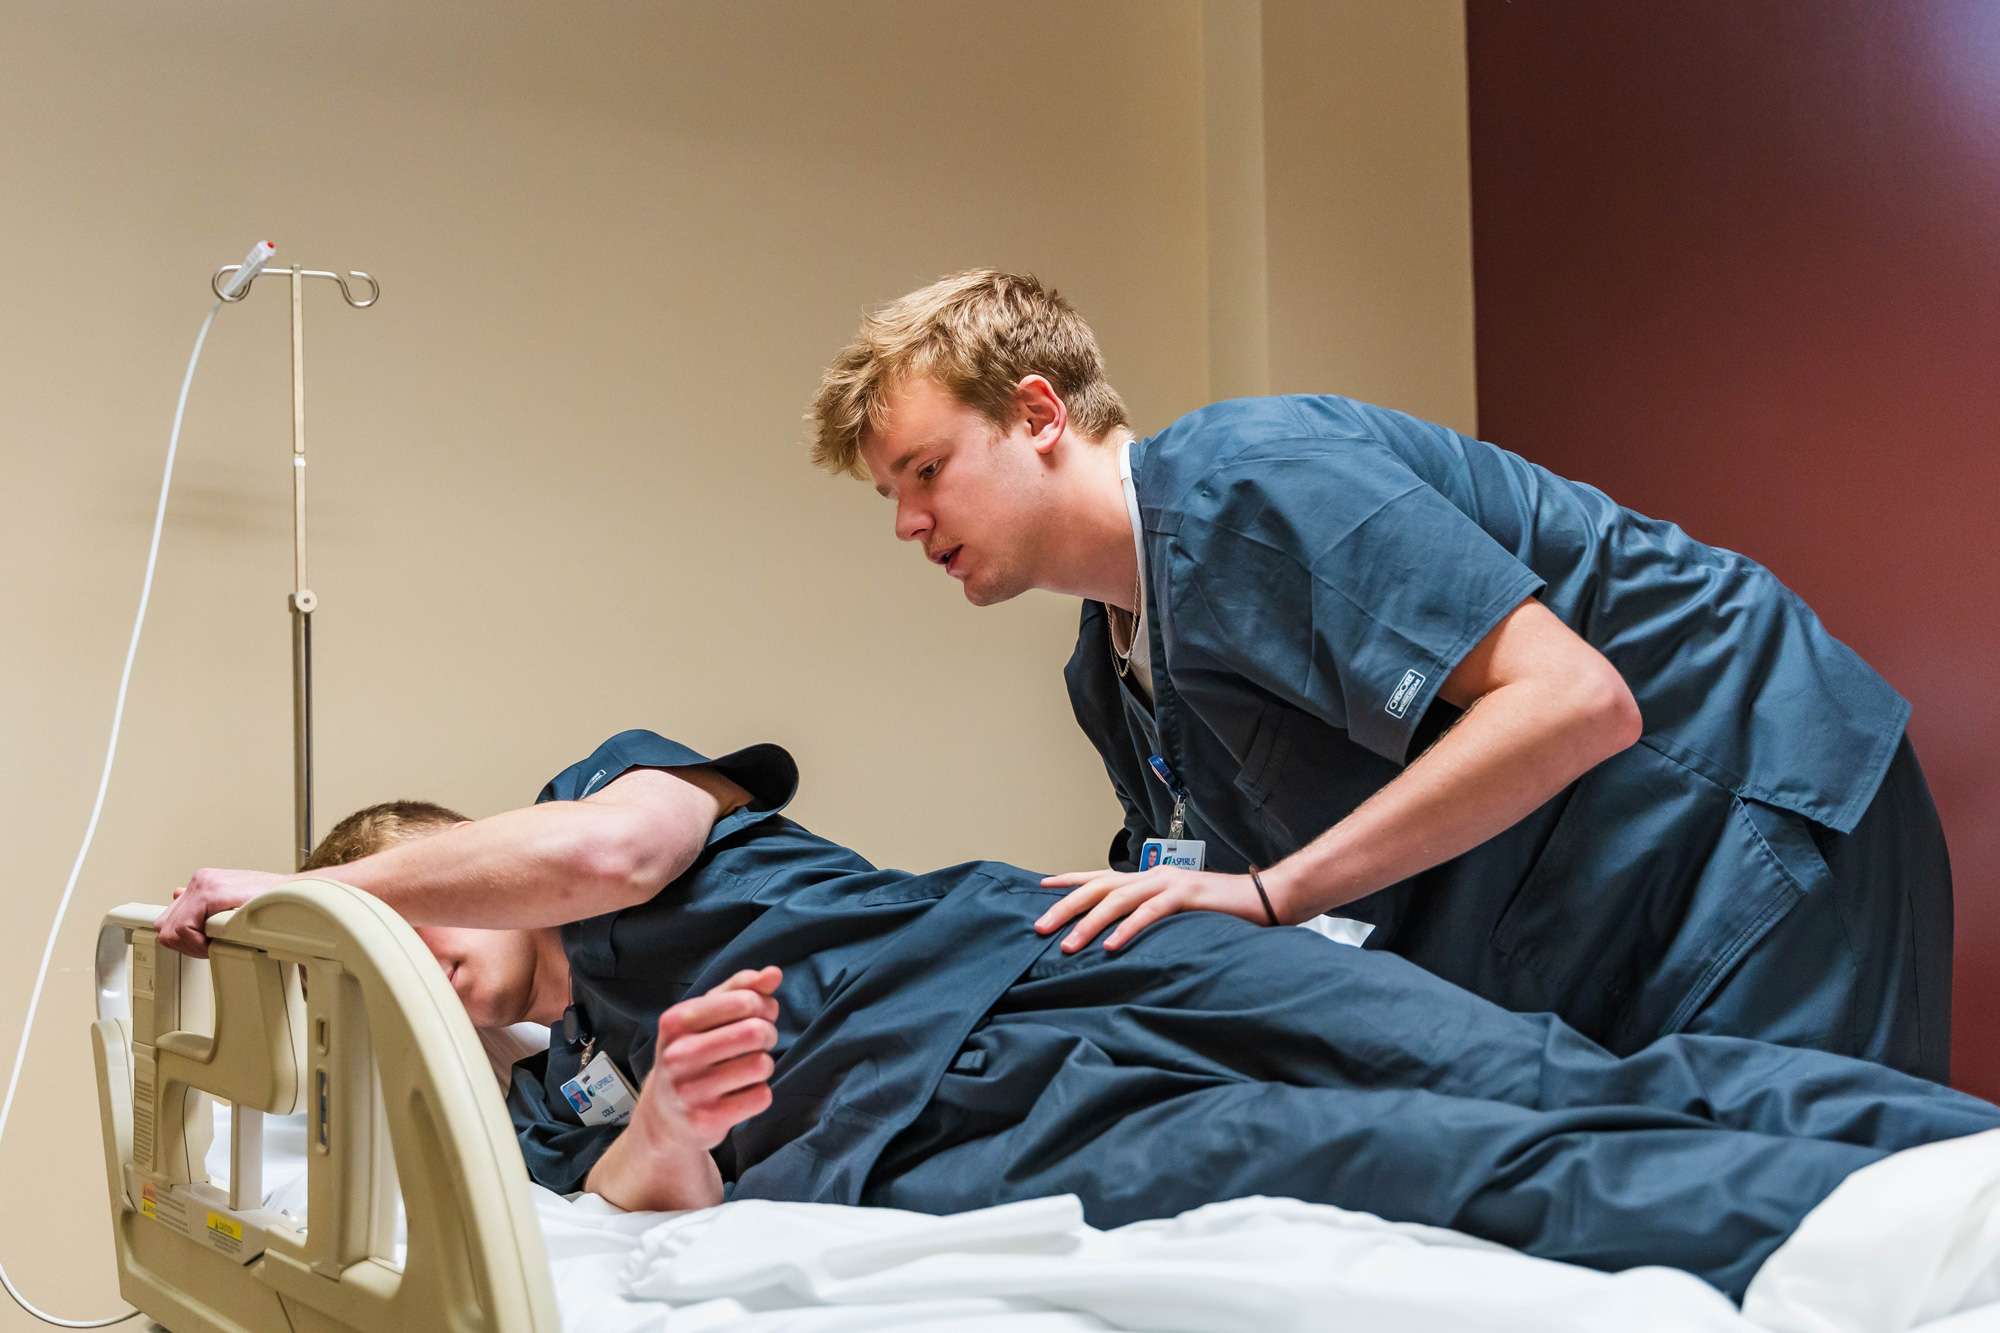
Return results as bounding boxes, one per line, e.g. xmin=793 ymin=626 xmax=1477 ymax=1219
xmin=138 ymin=1182 xmax=186 ymax=1230
xmin=132 ymin=1181 xmax=267 ymax=1264
xmin=205 ymin=1210 xmax=245 ymax=1256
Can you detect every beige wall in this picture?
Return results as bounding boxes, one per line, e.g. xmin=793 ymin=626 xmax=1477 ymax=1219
xmin=1262 ymin=0 xmax=1478 ymax=430
xmin=1201 ymin=0 xmax=1477 ymax=430
xmin=0 ymin=1 xmax=1469 ymax=1322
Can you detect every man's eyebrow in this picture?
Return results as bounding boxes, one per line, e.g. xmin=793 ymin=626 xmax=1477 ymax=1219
xmin=872 ymin=442 xmax=930 ymax=498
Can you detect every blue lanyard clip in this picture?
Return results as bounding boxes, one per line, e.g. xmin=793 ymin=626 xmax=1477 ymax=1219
xmin=1146 ymin=755 xmax=1191 ymax=841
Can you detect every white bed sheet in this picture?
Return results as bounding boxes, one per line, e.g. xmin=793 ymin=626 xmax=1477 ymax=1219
xmin=540 ymin=1189 xmax=1744 ymax=1332
xmin=533 ymin=1127 xmax=2000 ymax=1333
xmin=207 ymin=1111 xmax=2000 ymax=1332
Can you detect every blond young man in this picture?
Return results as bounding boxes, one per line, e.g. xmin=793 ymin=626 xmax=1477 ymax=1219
xmin=811 ymin=271 xmax=1951 ymax=1078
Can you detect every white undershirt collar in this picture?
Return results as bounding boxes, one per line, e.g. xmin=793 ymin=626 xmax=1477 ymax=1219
xmin=1116 ymin=439 xmax=1154 ymax=698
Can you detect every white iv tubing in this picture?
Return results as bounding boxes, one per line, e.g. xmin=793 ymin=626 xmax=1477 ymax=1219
xmin=0 ymin=298 xmax=225 ymax=1328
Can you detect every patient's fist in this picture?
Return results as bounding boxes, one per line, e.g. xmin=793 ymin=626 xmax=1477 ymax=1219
xmin=635 ymin=966 xmax=783 ymax=1151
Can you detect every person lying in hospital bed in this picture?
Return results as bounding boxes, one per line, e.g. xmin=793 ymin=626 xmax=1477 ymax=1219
xmin=156 ymin=728 xmax=2000 ymax=1304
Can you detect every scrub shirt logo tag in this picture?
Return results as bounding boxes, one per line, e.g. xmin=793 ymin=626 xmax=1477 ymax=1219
xmin=1386 ymin=669 xmax=1426 ymax=719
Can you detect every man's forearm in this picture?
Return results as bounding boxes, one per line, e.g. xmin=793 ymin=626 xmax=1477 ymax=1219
xmin=1265 ymin=679 xmax=1639 ymax=921
xmin=315 ymin=794 xmax=710 ymax=928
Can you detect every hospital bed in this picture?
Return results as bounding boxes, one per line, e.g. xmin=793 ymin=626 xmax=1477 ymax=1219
xmin=92 ymin=881 xmax=2000 ymax=1333
xmin=92 ymin=881 xmax=555 ymax=1331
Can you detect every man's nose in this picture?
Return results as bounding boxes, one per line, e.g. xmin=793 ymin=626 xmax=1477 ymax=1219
xmin=894 ymin=498 xmax=930 ymax=544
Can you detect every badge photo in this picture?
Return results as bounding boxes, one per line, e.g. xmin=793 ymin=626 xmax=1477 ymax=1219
xmin=1140 ymin=837 xmax=1206 ymax=872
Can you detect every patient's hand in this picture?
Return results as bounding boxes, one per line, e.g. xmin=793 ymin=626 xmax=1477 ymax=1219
xmin=640 ymin=965 xmax=783 ymax=1149
xmin=584 ymin=966 xmax=783 ymax=1212
xmin=159 ymin=867 xmax=288 ymax=958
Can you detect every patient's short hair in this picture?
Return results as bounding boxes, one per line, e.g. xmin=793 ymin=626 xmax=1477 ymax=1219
xmin=302 ymin=800 xmax=467 ymax=871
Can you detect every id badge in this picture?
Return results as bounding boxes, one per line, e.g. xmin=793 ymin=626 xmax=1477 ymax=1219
xmin=1139 ymin=837 xmax=1206 ymax=871
xmin=559 ymin=1051 xmax=639 ymax=1127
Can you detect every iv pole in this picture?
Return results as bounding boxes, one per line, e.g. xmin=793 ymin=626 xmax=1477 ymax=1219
xmin=210 ymin=256 xmax=380 ymax=870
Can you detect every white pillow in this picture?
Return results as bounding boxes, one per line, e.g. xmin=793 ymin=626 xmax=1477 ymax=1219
xmin=479 ymin=1022 xmax=552 ymax=1090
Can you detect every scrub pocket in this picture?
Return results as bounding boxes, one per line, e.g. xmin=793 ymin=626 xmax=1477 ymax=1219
xmin=1230 ymin=699 xmax=1294 ymax=809
xmin=1488 ymin=742 xmax=1807 ymax=1053
xmin=1232 ymin=699 xmax=1404 ymax=864
xmin=859 ymin=878 xmax=955 ymax=907
xmin=1676 ymin=799 xmax=1874 ymax=1060
xmin=565 ymin=914 xmax=617 ymax=975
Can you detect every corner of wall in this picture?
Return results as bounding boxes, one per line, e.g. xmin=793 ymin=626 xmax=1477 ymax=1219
xmin=1200 ymin=0 xmax=1272 ymax=404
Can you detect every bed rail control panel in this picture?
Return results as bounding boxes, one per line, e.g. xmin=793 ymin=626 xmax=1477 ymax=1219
xmin=91 ymin=885 xmax=560 ymax=1332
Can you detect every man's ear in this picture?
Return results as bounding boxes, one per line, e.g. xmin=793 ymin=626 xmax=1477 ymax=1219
xmin=1014 ymin=374 xmax=1067 ymax=456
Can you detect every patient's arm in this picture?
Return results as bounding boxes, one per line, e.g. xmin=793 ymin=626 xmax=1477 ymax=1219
xmin=159 ymin=765 xmax=751 ymax=957
xmin=585 ymin=966 xmax=783 ymax=1212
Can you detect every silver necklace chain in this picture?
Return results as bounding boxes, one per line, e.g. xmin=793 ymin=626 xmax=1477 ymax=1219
xmin=1109 ymin=574 xmax=1144 ymax=677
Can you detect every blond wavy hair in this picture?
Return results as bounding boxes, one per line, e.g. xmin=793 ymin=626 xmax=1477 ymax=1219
xmin=808 ymin=270 xmax=1129 ymax=479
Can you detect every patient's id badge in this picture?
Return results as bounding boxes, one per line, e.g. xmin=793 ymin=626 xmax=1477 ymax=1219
xmin=560 ymin=1051 xmax=639 ymax=1127
xmin=1139 ymin=837 xmax=1206 ymax=871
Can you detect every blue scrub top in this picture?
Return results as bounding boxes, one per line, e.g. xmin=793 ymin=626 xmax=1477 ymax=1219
xmin=1065 ymin=395 xmax=1910 ymax=1050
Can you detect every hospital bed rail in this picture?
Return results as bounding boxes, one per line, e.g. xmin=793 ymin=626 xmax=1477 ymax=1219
xmin=91 ymin=882 xmax=558 ymax=1332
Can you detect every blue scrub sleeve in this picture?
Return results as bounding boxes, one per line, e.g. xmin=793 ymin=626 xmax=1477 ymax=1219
xmin=1176 ymin=439 xmax=1545 ymax=763
xmin=539 ymin=729 xmax=802 ymax=979
xmin=537 ymin=728 xmax=800 ymax=845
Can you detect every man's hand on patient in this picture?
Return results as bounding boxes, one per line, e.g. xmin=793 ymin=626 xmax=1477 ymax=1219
xmin=586 ymin=966 xmax=783 ymax=1212
xmin=159 ymin=867 xmax=289 ymax=958
xmin=1036 ymin=867 xmax=1288 ymax=952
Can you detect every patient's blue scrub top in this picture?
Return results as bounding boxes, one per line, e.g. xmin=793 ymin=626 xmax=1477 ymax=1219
xmin=505 ymin=729 xmax=1063 ymax=1195
xmin=1066 ymin=394 xmax=1911 ymax=1053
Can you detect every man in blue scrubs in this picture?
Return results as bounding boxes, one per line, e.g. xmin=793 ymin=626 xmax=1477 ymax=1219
xmin=811 ymin=270 xmax=1953 ymax=1078
xmin=156 ymin=729 xmax=1997 ymax=1301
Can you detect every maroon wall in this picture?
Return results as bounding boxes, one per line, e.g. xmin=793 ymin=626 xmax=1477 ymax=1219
xmin=1467 ymin=2 xmax=2000 ymax=1096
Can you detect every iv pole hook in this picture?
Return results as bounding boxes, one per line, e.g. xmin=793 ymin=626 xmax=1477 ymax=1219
xmin=208 ymin=259 xmax=381 ymax=867
xmin=213 ymin=265 xmax=380 ymax=308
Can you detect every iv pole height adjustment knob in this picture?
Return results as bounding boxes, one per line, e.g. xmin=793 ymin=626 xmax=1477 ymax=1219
xmin=211 ymin=242 xmax=380 ymax=869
